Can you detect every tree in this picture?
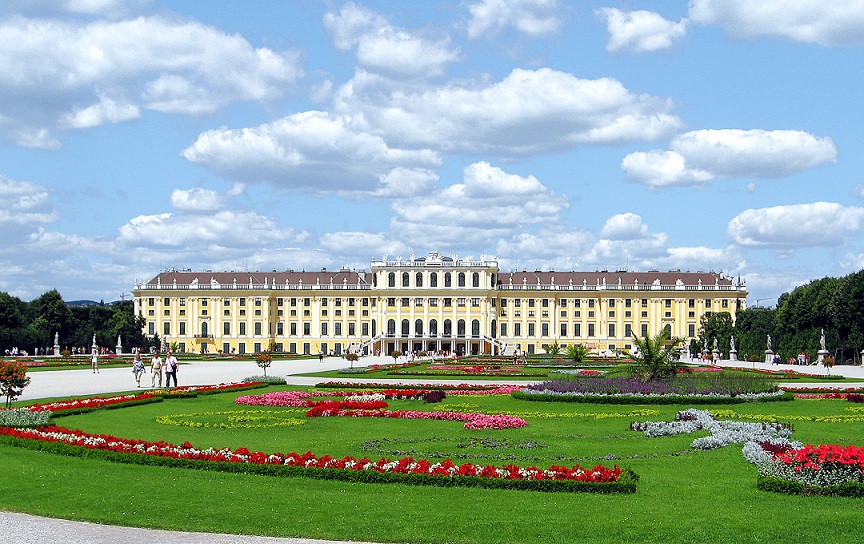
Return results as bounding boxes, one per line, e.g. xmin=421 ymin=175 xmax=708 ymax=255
xmin=391 ymin=350 xmax=401 ymax=364
xmin=565 ymin=343 xmax=590 ymax=365
xmin=698 ymin=311 xmax=734 ymax=358
xmin=26 ymin=290 xmax=72 ymax=345
xmin=255 ymin=352 xmax=273 ymax=376
xmin=629 ymin=328 xmax=684 ymax=381
xmin=346 ymin=352 xmax=359 ymax=368
xmin=0 ymin=361 xmax=30 ymax=408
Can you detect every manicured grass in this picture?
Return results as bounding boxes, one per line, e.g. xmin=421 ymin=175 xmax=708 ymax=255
xmin=2 ymin=387 xmax=864 ymax=543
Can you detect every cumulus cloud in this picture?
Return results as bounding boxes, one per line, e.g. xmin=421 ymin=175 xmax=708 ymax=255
xmin=0 ymin=175 xmax=58 ymax=227
xmin=325 ymin=3 xmax=459 ymax=78
xmin=0 ymin=16 xmax=301 ymax=147
xmin=334 ymin=67 xmax=683 ymax=154
xmin=182 ymin=110 xmax=442 ymax=194
xmin=689 ymin=0 xmax=864 ymax=45
xmin=728 ymin=202 xmax=864 ymax=247
xmin=170 ymin=187 xmax=230 ymax=213
xmin=389 ymin=161 xmax=567 ymax=248
xmin=466 ymin=0 xmax=561 ymax=38
xmin=596 ymin=8 xmax=688 ymax=52
xmin=600 ymin=213 xmax=652 ymax=240
xmin=623 ymin=129 xmax=837 ymax=188
xmin=116 ymin=210 xmax=310 ymax=252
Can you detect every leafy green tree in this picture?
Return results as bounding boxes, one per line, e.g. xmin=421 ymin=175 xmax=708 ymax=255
xmin=629 ymin=328 xmax=684 ymax=381
xmin=0 ymin=361 xmax=30 ymax=408
xmin=26 ymin=290 xmax=72 ymax=346
xmin=733 ymin=307 xmax=776 ymax=362
xmin=565 ymin=343 xmax=590 ymax=365
xmin=698 ymin=311 xmax=734 ymax=358
xmin=830 ymin=270 xmax=864 ymax=363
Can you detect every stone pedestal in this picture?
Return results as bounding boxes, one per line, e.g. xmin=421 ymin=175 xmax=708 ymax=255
xmin=817 ymin=350 xmax=829 ymax=363
xmin=765 ymin=349 xmax=774 ymax=364
xmin=712 ymin=349 xmax=721 ymax=363
xmin=729 ymin=349 xmax=738 ymax=361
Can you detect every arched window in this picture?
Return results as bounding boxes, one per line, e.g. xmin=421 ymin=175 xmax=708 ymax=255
xmin=401 ymin=319 xmax=410 ymax=337
xmin=472 ymin=272 xmax=480 ymax=287
xmin=387 ymin=319 xmax=396 ymax=336
xmin=372 ymin=320 xmax=377 ymax=337
xmin=443 ymin=319 xmax=452 ymax=336
xmin=402 ymin=272 xmax=410 ymax=287
xmin=457 ymin=319 xmax=466 ymax=337
xmin=458 ymin=272 xmax=466 ymax=287
xmin=430 ymin=273 xmax=437 ymax=287
xmin=415 ymin=272 xmax=423 ymax=287
xmin=444 ymin=273 xmax=452 ymax=287
xmin=201 ymin=321 xmax=208 ymax=337
xmin=429 ymin=319 xmax=438 ymax=336
xmin=415 ymin=319 xmax=423 ymax=336
xmin=388 ymin=272 xmax=395 ymax=287
xmin=471 ymin=319 xmax=480 ymax=338
xmin=491 ymin=319 xmax=497 ymax=338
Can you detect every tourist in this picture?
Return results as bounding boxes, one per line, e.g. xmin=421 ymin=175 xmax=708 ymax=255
xmin=131 ymin=352 xmax=146 ymax=387
xmin=90 ymin=349 xmax=99 ymax=373
xmin=164 ymin=350 xmax=178 ymax=387
xmin=150 ymin=351 xmax=163 ymax=387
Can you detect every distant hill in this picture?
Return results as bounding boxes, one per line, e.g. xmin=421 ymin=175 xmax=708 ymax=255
xmin=66 ymin=300 xmax=120 ymax=307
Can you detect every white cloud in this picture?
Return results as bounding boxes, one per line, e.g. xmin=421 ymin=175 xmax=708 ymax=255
xmin=855 ymin=184 xmax=864 ymax=199
xmin=0 ymin=16 xmax=301 ymax=146
xmin=466 ymin=0 xmax=561 ymax=39
xmin=325 ymin=3 xmax=459 ymax=78
xmin=116 ymin=210 xmax=310 ymax=252
xmin=621 ymin=150 xmax=713 ymax=188
xmin=61 ymin=92 xmax=140 ymax=128
xmin=600 ymin=213 xmax=651 ymax=240
xmin=0 ymin=175 xmax=58 ymax=227
xmin=689 ymin=0 xmax=864 ymax=45
xmin=728 ymin=202 xmax=864 ymax=247
xmin=182 ymin=111 xmax=442 ymax=194
xmin=389 ymin=161 xmax=567 ymax=248
xmin=623 ymin=129 xmax=837 ymax=188
xmin=170 ymin=187 xmax=229 ymax=213
xmin=319 ymin=232 xmax=410 ymax=260
xmin=596 ymin=8 xmax=688 ymax=52
xmin=335 ymin=67 xmax=682 ymax=154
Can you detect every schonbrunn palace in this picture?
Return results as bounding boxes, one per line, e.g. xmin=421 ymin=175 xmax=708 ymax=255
xmin=133 ymin=251 xmax=747 ymax=357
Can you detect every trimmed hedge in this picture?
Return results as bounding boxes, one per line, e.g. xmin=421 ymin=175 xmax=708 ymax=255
xmin=511 ymin=391 xmax=795 ymax=405
xmin=757 ymin=476 xmax=864 ymax=497
xmin=48 ymin=396 xmax=164 ymax=418
xmin=0 ymin=434 xmax=637 ymax=494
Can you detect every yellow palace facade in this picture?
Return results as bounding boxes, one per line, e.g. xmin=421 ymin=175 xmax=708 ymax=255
xmin=132 ymin=251 xmax=748 ymax=357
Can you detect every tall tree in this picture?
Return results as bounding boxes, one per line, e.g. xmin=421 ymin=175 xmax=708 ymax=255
xmin=698 ymin=311 xmax=734 ymax=358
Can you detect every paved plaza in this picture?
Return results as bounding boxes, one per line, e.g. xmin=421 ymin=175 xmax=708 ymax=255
xmin=5 ymin=354 xmax=864 ymax=542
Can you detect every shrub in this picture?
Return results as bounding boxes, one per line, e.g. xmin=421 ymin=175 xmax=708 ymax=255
xmin=0 ymin=408 xmax=50 ymax=427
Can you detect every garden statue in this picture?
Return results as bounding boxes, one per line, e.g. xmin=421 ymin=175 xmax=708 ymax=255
xmin=713 ymin=338 xmax=718 ymax=351
xmin=730 ymin=336 xmax=735 ymax=351
xmin=820 ymin=328 xmax=826 ymax=351
xmin=767 ymin=335 xmax=772 ymax=351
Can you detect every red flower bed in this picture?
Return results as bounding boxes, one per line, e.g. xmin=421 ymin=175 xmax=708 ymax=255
xmin=774 ymin=443 xmax=864 ymax=472
xmin=0 ymin=425 xmax=622 ymax=485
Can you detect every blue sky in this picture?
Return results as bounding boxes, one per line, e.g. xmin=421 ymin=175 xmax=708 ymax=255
xmin=1 ymin=0 xmax=862 ymax=306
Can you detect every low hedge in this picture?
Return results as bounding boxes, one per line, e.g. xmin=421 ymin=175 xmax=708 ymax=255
xmin=0 ymin=434 xmax=637 ymax=494
xmin=757 ymin=475 xmax=864 ymax=497
xmin=511 ymin=391 xmax=795 ymax=405
xmin=48 ymin=396 xmax=164 ymax=418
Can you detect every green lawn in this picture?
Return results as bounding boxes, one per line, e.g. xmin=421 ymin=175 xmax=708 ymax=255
xmin=2 ymin=387 xmax=864 ymax=543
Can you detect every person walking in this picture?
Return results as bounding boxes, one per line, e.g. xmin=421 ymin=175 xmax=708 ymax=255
xmin=150 ymin=351 xmax=163 ymax=388
xmin=164 ymin=350 xmax=178 ymax=387
xmin=131 ymin=351 xmax=146 ymax=387
xmin=90 ymin=349 xmax=99 ymax=374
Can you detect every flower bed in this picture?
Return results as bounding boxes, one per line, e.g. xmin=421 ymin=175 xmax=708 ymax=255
xmin=631 ymin=409 xmax=792 ymax=450
xmin=0 ymin=425 xmax=635 ymax=493
xmin=235 ymin=390 xmax=527 ymax=430
xmin=516 ymin=376 xmax=790 ymax=404
xmin=748 ymin=442 xmax=864 ymax=496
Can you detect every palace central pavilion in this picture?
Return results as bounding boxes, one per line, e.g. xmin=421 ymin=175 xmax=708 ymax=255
xmin=133 ymin=251 xmax=747 ymax=356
